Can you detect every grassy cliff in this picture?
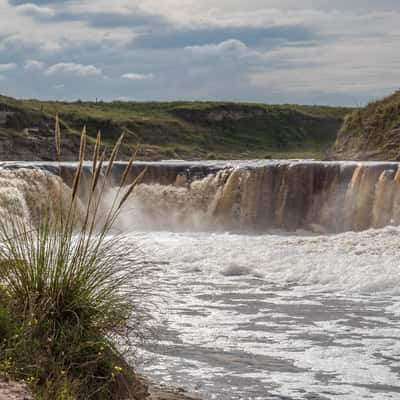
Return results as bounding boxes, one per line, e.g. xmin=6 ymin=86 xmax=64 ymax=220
xmin=0 ymin=94 xmax=350 ymax=161
xmin=332 ymin=91 xmax=400 ymax=160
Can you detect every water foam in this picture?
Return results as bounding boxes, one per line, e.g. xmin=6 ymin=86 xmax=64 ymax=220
xmin=0 ymin=168 xmax=73 ymax=225
xmin=135 ymin=227 xmax=400 ymax=294
xmin=112 ymin=161 xmax=400 ymax=233
xmin=1 ymin=162 xmax=399 ymax=399
xmin=135 ymin=228 xmax=400 ymax=399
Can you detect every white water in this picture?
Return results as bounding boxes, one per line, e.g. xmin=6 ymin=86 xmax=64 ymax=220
xmin=1 ymin=166 xmax=400 ymax=399
xmin=0 ymin=168 xmax=73 ymax=224
xmin=133 ymin=228 xmax=400 ymax=400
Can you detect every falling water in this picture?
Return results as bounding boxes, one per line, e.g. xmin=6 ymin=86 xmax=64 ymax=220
xmin=113 ymin=160 xmax=400 ymax=233
xmin=1 ymin=160 xmax=400 ymax=232
xmin=1 ymin=160 xmax=400 ymax=399
xmin=0 ymin=167 xmax=74 ymax=226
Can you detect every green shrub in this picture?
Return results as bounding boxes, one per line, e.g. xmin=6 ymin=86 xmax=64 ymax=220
xmin=0 ymin=287 xmax=14 ymax=343
xmin=206 ymin=152 xmax=217 ymax=160
xmin=0 ymin=124 xmax=149 ymax=399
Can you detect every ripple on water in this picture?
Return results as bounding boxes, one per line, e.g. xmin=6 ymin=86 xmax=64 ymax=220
xmin=134 ymin=228 xmax=400 ymax=400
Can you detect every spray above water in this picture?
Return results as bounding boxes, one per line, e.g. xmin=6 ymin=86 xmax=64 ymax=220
xmin=113 ymin=160 xmax=400 ymax=233
xmin=0 ymin=124 xmax=400 ymax=400
xmin=2 ymin=160 xmax=400 ymax=233
xmin=0 ymin=168 xmax=76 ymax=226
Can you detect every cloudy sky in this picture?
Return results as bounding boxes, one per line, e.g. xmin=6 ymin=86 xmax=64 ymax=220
xmin=0 ymin=0 xmax=399 ymax=105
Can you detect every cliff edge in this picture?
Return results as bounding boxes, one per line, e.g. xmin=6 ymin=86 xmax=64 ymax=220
xmin=331 ymin=91 xmax=400 ymax=160
xmin=0 ymin=95 xmax=349 ymax=161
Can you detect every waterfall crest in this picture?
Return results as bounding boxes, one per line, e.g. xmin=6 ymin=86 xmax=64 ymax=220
xmin=0 ymin=168 xmax=75 ymax=226
xmin=112 ymin=161 xmax=400 ymax=232
xmin=1 ymin=160 xmax=400 ymax=233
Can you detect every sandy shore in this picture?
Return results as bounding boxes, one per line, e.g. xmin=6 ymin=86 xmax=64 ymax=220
xmin=148 ymin=383 xmax=200 ymax=400
xmin=0 ymin=378 xmax=200 ymax=400
xmin=0 ymin=378 xmax=33 ymax=400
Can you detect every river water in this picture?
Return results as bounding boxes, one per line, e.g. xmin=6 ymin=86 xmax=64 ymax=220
xmin=134 ymin=228 xmax=400 ymax=400
xmin=0 ymin=163 xmax=400 ymax=399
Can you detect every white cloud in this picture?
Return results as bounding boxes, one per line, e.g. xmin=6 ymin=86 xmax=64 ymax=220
xmin=57 ymin=0 xmax=309 ymax=29
xmin=45 ymin=63 xmax=102 ymax=76
xmin=122 ymin=72 xmax=154 ymax=80
xmin=249 ymin=36 xmax=400 ymax=96
xmin=53 ymin=84 xmax=65 ymax=89
xmin=15 ymin=3 xmax=55 ymax=18
xmin=0 ymin=0 xmax=398 ymax=53
xmin=24 ymin=59 xmax=46 ymax=71
xmin=0 ymin=0 xmax=136 ymax=51
xmin=0 ymin=0 xmax=400 ymax=102
xmin=0 ymin=63 xmax=17 ymax=72
xmin=114 ymin=96 xmax=137 ymax=101
xmin=185 ymin=39 xmax=248 ymax=55
xmin=65 ymin=1 xmax=142 ymax=16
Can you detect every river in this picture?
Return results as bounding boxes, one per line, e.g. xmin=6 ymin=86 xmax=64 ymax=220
xmin=1 ymin=160 xmax=400 ymax=400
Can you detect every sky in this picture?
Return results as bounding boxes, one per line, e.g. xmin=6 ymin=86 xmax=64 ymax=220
xmin=0 ymin=0 xmax=399 ymax=105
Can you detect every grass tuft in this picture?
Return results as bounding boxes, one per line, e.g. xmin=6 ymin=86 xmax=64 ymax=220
xmin=0 ymin=122 xmax=150 ymax=399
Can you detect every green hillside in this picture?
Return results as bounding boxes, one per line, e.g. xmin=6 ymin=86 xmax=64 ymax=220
xmin=0 ymin=94 xmax=351 ymax=161
xmin=332 ymin=91 xmax=400 ymax=160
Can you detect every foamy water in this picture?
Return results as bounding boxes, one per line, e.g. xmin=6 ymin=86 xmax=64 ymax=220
xmin=134 ymin=228 xmax=400 ymax=400
xmin=1 ymin=165 xmax=400 ymax=399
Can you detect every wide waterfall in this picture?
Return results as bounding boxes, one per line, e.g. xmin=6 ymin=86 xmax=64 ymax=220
xmin=1 ymin=160 xmax=400 ymax=400
xmin=1 ymin=160 xmax=400 ymax=233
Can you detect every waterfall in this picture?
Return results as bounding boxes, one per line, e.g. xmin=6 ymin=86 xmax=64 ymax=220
xmin=1 ymin=160 xmax=400 ymax=233
xmin=0 ymin=168 xmax=75 ymax=226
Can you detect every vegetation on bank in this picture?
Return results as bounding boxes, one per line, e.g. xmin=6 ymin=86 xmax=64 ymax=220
xmin=0 ymin=94 xmax=352 ymax=160
xmin=332 ymin=90 xmax=400 ymax=160
xmin=0 ymin=123 xmax=149 ymax=399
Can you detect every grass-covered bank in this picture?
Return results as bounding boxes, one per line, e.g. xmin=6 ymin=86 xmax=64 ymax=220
xmin=0 ymin=94 xmax=351 ymax=161
xmin=0 ymin=124 xmax=150 ymax=399
xmin=332 ymin=90 xmax=400 ymax=160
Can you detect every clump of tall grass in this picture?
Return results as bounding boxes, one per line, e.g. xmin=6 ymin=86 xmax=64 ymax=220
xmin=0 ymin=119 xmax=148 ymax=399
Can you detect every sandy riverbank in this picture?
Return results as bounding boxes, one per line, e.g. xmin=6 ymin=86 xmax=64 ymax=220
xmin=0 ymin=378 xmax=32 ymax=400
xmin=148 ymin=383 xmax=200 ymax=400
xmin=0 ymin=378 xmax=200 ymax=400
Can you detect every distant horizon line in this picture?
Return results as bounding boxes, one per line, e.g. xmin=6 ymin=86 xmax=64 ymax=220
xmin=0 ymin=92 xmax=360 ymax=108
